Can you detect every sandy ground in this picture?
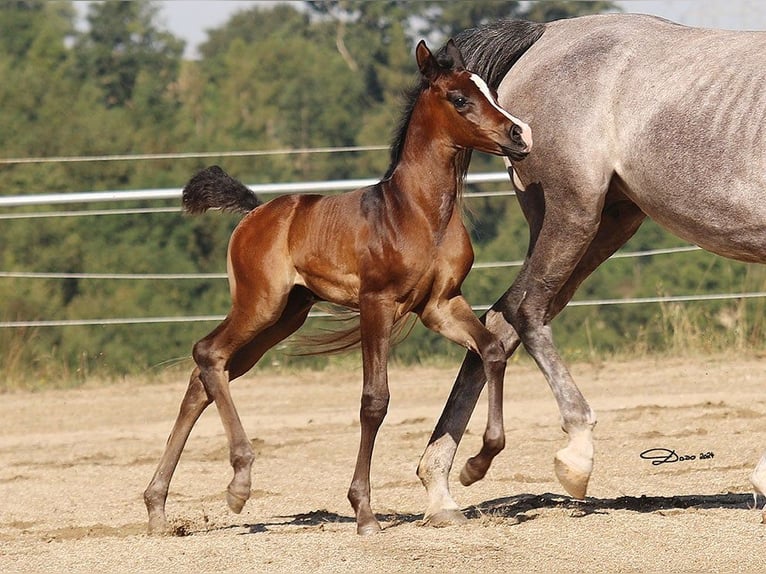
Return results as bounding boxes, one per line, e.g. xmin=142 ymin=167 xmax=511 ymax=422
xmin=1 ymin=355 xmax=765 ymax=573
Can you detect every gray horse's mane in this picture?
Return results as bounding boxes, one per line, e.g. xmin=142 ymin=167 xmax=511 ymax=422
xmin=450 ymin=19 xmax=546 ymax=90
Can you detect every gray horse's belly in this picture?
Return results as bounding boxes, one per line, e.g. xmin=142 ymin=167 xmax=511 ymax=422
xmin=625 ymin=177 xmax=765 ymax=263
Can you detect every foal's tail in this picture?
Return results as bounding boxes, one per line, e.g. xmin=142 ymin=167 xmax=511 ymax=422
xmin=181 ymin=165 xmax=262 ymax=215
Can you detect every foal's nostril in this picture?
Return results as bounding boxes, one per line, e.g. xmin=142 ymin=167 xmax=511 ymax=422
xmin=510 ymin=124 xmax=524 ymax=145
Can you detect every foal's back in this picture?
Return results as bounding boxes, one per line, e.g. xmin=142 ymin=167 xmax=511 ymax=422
xmin=232 ymin=178 xmax=472 ymax=312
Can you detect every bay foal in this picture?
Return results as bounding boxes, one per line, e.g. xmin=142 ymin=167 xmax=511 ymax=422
xmin=144 ymin=40 xmax=531 ymax=535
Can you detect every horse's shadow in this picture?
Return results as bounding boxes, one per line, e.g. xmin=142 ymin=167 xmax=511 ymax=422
xmin=228 ymin=492 xmax=755 ymax=535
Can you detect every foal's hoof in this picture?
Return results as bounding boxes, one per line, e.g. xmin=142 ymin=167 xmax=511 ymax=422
xmin=226 ymin=487 xmax=249 ymax=514
xmin=423 ymin=509 xmax=468 ymax=527
xmin=356 ymin=521 xmax=382 ymax=536
xmin=147 ymin=515 xmax=172 ymax=535
xmin=554 ymin=449 xmax=591 ymax=500
xmin=459 ymin=457 xmax=488 ymax=486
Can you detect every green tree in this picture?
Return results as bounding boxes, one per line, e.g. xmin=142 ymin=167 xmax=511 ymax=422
xmin=73 ymin=0 xmax=184 ymax=109
xmin=12 ymin=0 xmax=733 ymax=388
xmin=192 ymin=4 xmax=367 ymax=181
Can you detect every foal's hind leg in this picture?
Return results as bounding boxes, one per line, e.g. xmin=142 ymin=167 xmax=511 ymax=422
xmin=194 ymin=292 xmax=314 ymax=516
xmin=144 ymin=369 xmax=212 ymax=533
xmin=144 ymin=288 xmax=314 ymax=533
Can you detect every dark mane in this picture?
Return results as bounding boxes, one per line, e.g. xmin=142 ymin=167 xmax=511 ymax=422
xmin=450 ymin=19 xmax=546 ymax=90
xmin=383 ymin=50 xmax=459 ymax=181
xmin=383 ymin=77 xmax=426 ymax=181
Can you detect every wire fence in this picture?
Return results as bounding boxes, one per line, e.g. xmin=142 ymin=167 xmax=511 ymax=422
xmin=2 ymin=149 xmax=765 ymax=329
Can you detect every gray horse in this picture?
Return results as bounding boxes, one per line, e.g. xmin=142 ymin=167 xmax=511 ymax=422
xmin=415 ymin=13 xmax=766 ymax=525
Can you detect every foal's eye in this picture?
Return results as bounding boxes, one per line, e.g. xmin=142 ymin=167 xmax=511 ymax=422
xmin=451 ymin=95 xmax=468 ymax=110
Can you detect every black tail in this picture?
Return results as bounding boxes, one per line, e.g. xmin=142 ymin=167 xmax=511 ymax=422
xmin=448 ymin=19 xmax=546 ymax=90
xmin=181 ymin=165 xmax=262 ymax=215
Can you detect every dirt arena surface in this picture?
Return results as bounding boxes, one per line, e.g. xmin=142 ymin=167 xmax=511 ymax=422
xmin=2 ymin=355 xmax=765 ymax=573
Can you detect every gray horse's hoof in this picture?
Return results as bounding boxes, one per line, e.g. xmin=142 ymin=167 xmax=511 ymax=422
xmin=554 ymin=451 xmax=590 ymax=500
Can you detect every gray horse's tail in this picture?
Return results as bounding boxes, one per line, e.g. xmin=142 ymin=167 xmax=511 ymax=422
xmin=450 ymin=19 xmax=546 ymax=90
xmin=181 ymin=165 xmax=262 ymax=215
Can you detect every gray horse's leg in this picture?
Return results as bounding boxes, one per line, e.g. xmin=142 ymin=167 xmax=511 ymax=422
xmin=417 ymin=308 xmax=521 ymax=525
xmin=416 ymin=296 xmax=510 ymax=525
xmin=418 ymin=184 xmax=645 ymax=516
xmin=750 ymin=452 xmax=766 ymax=523
xmin=501 ymin=184 xmax=646 ymax=499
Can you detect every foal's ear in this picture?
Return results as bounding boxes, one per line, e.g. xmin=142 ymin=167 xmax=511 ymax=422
xmin=416 ymin=40 xmax=440 ymax=82
xmin=444 ymin=39 xmax=466 ymax=71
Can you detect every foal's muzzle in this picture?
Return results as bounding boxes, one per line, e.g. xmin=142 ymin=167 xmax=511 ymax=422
xmin=505 ymin=122 xmax=532 ymax=161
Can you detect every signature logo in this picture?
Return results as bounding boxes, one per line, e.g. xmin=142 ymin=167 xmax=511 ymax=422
xmin=640 ymin=448 xmax=715 ymax=466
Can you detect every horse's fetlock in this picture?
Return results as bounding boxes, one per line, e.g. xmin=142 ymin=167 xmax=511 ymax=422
xmin=482 ymin=428 xmax=506 ymax=455
xmin=347 ymin=481 xmax=368 ymax=510
xmin=143 ymin=486 xmax=160 ymax=509
xmin=230 ymin=446 xmax=255 ymax=470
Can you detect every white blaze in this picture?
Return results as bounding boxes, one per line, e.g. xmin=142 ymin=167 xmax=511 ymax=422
xmin=469 ymin=73 xmax=532 ymax=148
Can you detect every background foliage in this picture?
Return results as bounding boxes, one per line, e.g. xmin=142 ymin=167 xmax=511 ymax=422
xmin=1 ymin=1 xmax=763 ymax=388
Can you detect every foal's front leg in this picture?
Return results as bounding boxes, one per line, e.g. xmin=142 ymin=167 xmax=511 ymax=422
xmin=416 ymin=295 xmax=507 ymax=525
xmin=348 ymin=298 xmax=395 ymax=535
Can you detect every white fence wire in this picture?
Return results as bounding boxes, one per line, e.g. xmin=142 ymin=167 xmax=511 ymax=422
xmin=2 ymin=161 xmax=764 ymax=329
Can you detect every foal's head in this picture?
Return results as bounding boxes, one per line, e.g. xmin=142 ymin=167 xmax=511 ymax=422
xmin=415 ymin=39 xmax=532 ymax=161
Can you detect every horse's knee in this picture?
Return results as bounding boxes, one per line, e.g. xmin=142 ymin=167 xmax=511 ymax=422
xmin=500 ymin=284 xmax=548 ymax=335
xmin=506 ymin=299 xmax=553 ymax=352
xmin=360 ymin=393 xmax=389 ymax=428
xmin=481 ymin=336 xmax=507 ymax=372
